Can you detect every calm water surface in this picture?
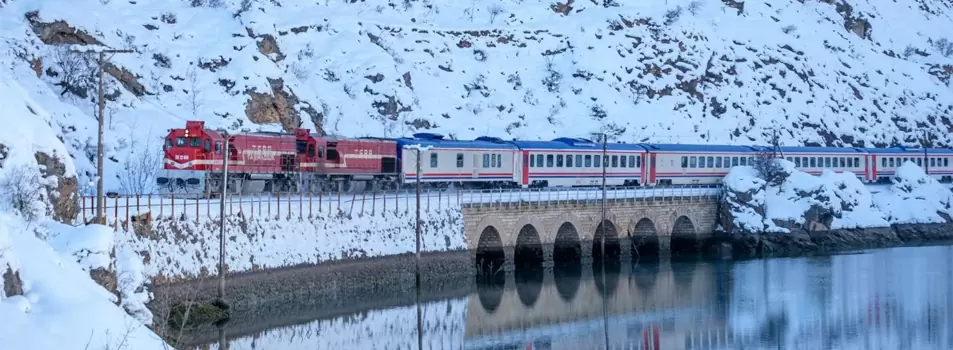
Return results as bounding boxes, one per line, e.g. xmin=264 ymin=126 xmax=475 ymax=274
xmin=194 ymin=245 xmax=953 ymax=350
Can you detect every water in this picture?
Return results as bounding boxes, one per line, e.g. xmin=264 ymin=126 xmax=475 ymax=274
xmin=190 ymin=245 xmax=953 ymax=350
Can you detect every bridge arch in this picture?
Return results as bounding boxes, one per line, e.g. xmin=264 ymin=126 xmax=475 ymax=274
xmin=475 ymin=226 xmax=506 ymax=274
xmin=592 ymin=219 xmax=620 ymax=261
xmin=630 ymin=217 xmax=661 ymax=258
xmin=553 ymin=222 xmax=582 ymax=263
xmin=514 ymin=224 xmax=544 ymax=307
xmin=671 ymin=215 xmax=698 ymax=255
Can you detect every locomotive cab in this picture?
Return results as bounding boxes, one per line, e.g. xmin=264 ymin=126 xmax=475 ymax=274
xmin=157 ymin=120 xmax=225 ymax=194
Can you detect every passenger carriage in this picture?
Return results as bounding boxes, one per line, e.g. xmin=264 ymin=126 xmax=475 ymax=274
xmin=640 ymin=144 xmax=761 ymax=186
xmin=395 ymin=133 xmax=520 ymax=189
xmin=863 ymin=146 xmax=953 ymax=183
xmin=777 ymin=146 xmax=868 ymax=181
xmin=510 ymin=138 xmax=647 ymax=188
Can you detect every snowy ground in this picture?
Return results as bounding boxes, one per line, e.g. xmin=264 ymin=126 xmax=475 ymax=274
xmin=2 ymin=0 xmax=953 ymax=197
xmin=0 ymin=59 xmax=167 ymax=348
xmin=119 ymin=202 xmax=463 ymax=281
xmin=77 ymin=185 xmax=721 ymax=226
xmin=723 ymin=160 xmax=953 ymax=233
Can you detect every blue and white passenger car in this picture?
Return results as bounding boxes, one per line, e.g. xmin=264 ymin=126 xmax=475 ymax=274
xmin=863 ymin=146 xmax=953 ymax=183
xmin=777 ymin=146 xmax=868 ymax=180
xmin=395 ymin=133 xmax=520 ymax=189
xmin=509 ymin=138 xmax=647 ymax=188
xmin=639 ymin=144 xmax=761 ymax=185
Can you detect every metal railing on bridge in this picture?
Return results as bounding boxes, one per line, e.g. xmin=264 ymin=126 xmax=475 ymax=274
xmin=78 ymin=185 xmax=724 ymax=230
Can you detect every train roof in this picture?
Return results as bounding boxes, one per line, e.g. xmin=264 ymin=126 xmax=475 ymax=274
xmin=776 ymin=146 xmax=868 ymax=154
xmin=395 ymin=133 xmax=518 ymax=150
xmin=508 ymin=137 xmax=648 ymax=151
xmin=863 ymin=146 xmax=953 ymax=154
xmin=638 ymin=143 xmax=760 ymax=153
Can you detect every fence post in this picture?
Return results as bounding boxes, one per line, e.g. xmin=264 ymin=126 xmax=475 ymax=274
xmin=195 ymin=198 xmax=200 ymax=223
xmin=171 ymin=193 xmax=175 ymax=220
xmin=81 ymin=196 xmax=87 ymax=224
xmin=230 ymin=190 xmax=235 ymax=217
xmin=350 ymin=192 xmax=357 ymax=215
xmin=309 ymin=191 xmax=313 ymax=218
xmin=299 ymin=190 xmax=303 ymax=219
xmin=361 ymin=190 xmax=367 ymax=215
xmin=250 ymin=195 xmax=254 ymax=219
xmin=371 ymin=190 xmax=376 ymax=215
xmin=113 ymin=196 xmax=119 ymax=230
xmin=318 ymin=192 xmax=323 ymax=213
xmin=277 ymin=191 xmax=281 ymax=219
xmin=136 ymin=195 xmax=141 ymax=215
xmin=159 ymin=196 xmax=164 ymax=218
xmin=337 ymin=190 xmax=341 ymax=211
xmin=383 ymin=190 xmax=387 ymax=213
xmin=287 ymin=190 xmax=292 ymax=219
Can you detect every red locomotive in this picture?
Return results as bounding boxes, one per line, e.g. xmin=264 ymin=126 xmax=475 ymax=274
xmin=158 ymin=121 xmax=399 ymax=195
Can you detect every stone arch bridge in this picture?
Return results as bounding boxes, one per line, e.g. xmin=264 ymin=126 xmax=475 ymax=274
xmin=463 ymin=192 xmax=720 ymax=267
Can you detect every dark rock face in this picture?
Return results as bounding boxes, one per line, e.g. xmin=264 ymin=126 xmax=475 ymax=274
xmin=34 ymin=151 xmax=79 ymax=223
xmin=2 ymin=265 xmax=23 ymax=297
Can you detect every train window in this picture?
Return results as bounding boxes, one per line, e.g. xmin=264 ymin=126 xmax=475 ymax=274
xmin=307 ymin=144 xmax=315 ymax=157
xmin=529 ymin=154 xmax=535 ymax=167
xmin=839 ymin=157 xmax=846 ymax=167
xmin=566 ymin=154 xmax=574 ymax=167
xmin=620 ymin=156 xmax=627 ymax=168
xmin=556 ymin=155 xmax=564 ymax=167
xmin=854 ymin=157 xmax=860 ymax=167
xmin=204 ymin=139 xmax=211 ymax=153
xmin=917 ymin=158 xmax=923 ymax=166
xmin=164 ymin=139 xmax=173 ymax=150
xmin=794 ymin=157 xmax=801 ymax=167
xmin=190 ymin=137 xmax=202 ymax=147
xmin=594 ymin=155 xmax=601 ymax=168
xmin=740 ymin=157 xmax=747 ymax=166
xmin=680 ymin=156 xmax=688 ymax=168
xmin=546 ymin=155 xmax=554 ymax=167
xmin=715 ymin=157 xmax=722 ymax=168
xmin=637 ymin=156 xmax=641 ymax=167
xmin=707 ymin=156 xmax=714 ymax=168
xmin=215 ymin=142 xmax=222 ymax=154
xmin=296 ymin=140 xmax=307 ymax=154
xmin=430 ymin=153 xmax=438 ymax=167
xmin=800 ymin=157 xmax=806 ymax=167
xmin=483 ymin=154 xmax=490 ymax=168
xmin=628 ymin=156 xmax=635 ymax=167
xmin=881 ymin=158 xmax=886 ymax=167
xmin=536 ymin=154 xmax=543 ymax=168
xmin=176 ymin=137 xmax=186 ymax=146
xmin=585 ymin=155 xmax=592 ymax=167
xmin=603 ymin=155 xmax=609 ymax=167
xmin=823 ymin=157 xmax=830 ymax=168
xmin=575 ymin=155 xmax=583 ymax=167
xmin=832 ymin=158 xmax=838 ymax=167
xmin=690 ymin=156 xmax=697 ymax=168
xmin=731 ymin=157 xmax=738 ymax=167
xmin=889 ymin=158 xmax=895 ymax=167
xmin=946 ymin=158 xmax=949 ymax=167
xmin=610 ymin=155 xmax=618 ymax=167
xmin=931 ymin=158 xmax=937 ymax=167
xmin=318 ymin=146 xmax=325 ymax=158
xmin=327 ymin=148 xmax=340 ymax=161
xmin=456 ymin=153 xmax=464 ymax=168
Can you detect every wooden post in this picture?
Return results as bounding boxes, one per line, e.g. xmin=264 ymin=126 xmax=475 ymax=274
xmin=277 ymin=191 xmax=281 ymax=219
xmin=195 ymin=197 xmax=200 ymax=224
xmin=299 ymin=189 xmax=303 ymax=219
xmin=361 ymin=190 xmax=366 ymax=215
xmin=82 ymin=196 xmax=87 ymax=223
xmin=159 ymin=196 xmax=163 ymax=218
xmin=349 ymin=192 xmax=356 ymax=215
xmin=308 ymin=191 xmax=313 ymax=218
xmin=372 ymin=190 xmax=376 ymax=215
xmin=217 ymin=132 xmax=231 ymax=305
xmin=171 ymin=193 xmax=175 ymax=220
xmin=124 ymin=196 xmax=129 ymax=230
xmin=287 ymin=190 xmax=292 ymax=219
xmin=113 ymin=197 xmax=119 ymax=229
xmin=318 ymin=192 xmax=323 ymax=213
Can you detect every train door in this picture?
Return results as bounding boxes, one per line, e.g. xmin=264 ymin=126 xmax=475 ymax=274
xmin=472 ymin=153 xmax=479 ymax=179
xmin=520 ymin=151 xmax=529 ymax=186
xmin=647 ymin=153 xmax=658 ymax=185
xmin=867 ymin=154 xmax=876 ymax=182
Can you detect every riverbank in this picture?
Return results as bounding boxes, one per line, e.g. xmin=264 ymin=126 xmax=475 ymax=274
xmin=707 ymin=223 xmax=953 ymax=259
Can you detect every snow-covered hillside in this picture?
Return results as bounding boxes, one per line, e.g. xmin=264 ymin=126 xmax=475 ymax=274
xmin=0 ymin=61 xmax=167 ymax=348
xmin=3 ymin=0 xmax=953 ymax=192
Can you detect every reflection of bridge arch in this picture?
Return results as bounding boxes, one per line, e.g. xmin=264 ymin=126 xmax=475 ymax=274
xmin=465 ymin=261 xmax=717 ymax=338
xmin=475 ymin=226 xmax=505 ymax=273
xmin=671 ymin=216 xmax=698 ymax=255
xmin=631 ymin=218 xmax=661 ymax=257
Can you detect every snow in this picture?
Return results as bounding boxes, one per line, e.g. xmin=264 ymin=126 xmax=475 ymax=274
xmin=723 ymin=159 xmax=952 ymax=233
xmin=0 ymin=54 xmax=167 ymax=347
xmin=1 ymin=0 xmax=953 ymax=194
xmin=118 ymin=204 xmax=464 ymax=280
xmin=0 ymin=213 xmax=168 ymax=350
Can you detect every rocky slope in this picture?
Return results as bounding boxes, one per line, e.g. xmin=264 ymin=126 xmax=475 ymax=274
xmin=2 ymin=0 xmax=953 ymax=191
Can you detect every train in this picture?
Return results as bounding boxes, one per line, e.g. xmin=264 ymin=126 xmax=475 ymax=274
xmin=156 ymin=120 xmax=953 ymax=195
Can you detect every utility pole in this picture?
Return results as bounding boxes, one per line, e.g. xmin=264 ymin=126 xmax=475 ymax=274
xmin=601 ymin=134 xmax=607 ymax=257
xmin=70 ymin=48 xmax=134 ymax=224
xmin=922 ymin=130 xmax=930 ymax=174
xmin=218 ymin=133 xmax=230 ymax=304
xmin=414 ymin=147 xmax=423 ymax=350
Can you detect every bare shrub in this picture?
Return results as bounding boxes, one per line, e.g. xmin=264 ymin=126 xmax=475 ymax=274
xmin=117 ymin=134 xmax=162 ymax=196
xmin=664 ymin=6 xmax=682 ymax=26
xmin=782 ymin=25 xmax=797 ymax=34
xmin=487 ymin=4 xmax=504 ymax=23
xmin=752 ymin=131 xmax=787 ymax=187
xmin=49 ymin=47 xmax=97 ymax=99
xmin=687 ymin=0 xmax=703 ymax=15
xmin=1 ymin=165 xmax=44 ymax=223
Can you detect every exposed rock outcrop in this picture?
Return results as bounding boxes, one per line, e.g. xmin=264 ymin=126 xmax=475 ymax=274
xmin=34 ymin=151 xmax=78 ymax=223
xmin=244 ymin=78 xmax=320 ymax=133
xmin=2 ymin=264 xmax=23 ymax=297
